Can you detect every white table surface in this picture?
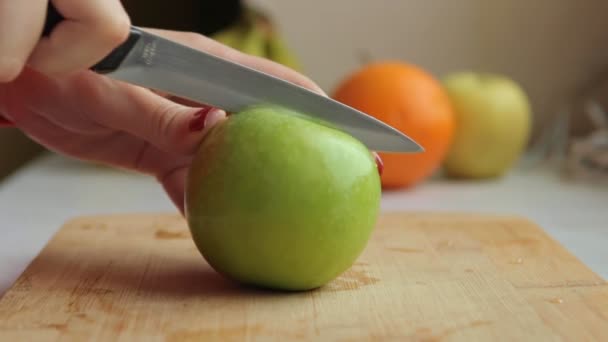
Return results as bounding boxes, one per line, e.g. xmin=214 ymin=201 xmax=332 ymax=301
xmin=1 ymin=153 xmax=606 ymax=295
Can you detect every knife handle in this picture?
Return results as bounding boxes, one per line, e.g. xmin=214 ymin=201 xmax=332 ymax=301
xmin=43 ymin=3 xmax=142 ymax=74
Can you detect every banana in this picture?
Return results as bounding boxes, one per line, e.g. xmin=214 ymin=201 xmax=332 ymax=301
xmin=211 ymin=15 xmax=251 ymax=50
xmin=238 ymin=15 xmax=266 ymax=57
xmin=211 ymin=25 xmax=245 ymax=48
xmin=210 ymin=6 xmax=302 ymax=71
xmin=265 ymin=31 xmax=301 ymax=71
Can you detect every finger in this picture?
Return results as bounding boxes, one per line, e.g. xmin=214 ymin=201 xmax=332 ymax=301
xmin=4 ymin=95 xmax=139 ymax=169
xmin=8 ymin=68 xmax=226 ymax=156
xmin=5 ymin=78 xmax=192 ymax=214
xmin=5 ymin=90 xmax=190 ymax=176
xmin=2 ymin=68 xmax=113 ymax=135
xmin=144 ymin=28 xmax=326 ymax=95
xmin=10 ymin=102 xmax=190 ymax=213
xmin=0 ymin=95 xmax=13 ymax=127
xmin=372 ymin=151 xmax=384 ymax=175
xmin=0 ymin=115 xmax=13 ymax=127
xmin=0 ymin=0 xmax=47 ymax=82
xmin=126 ymin=138 xmax=193 ymax=214
xmin=158 ymin=166 xmax=189 ymax=215
xmin=71 ymin=73 xmax=228 ymax=155
xmin=27 ymin=0 xmax=130 ymax=76
xmin=0 ymin=85 xmax=11 ymax=126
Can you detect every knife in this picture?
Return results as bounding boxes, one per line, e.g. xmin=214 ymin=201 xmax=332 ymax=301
xmin=43 ymin=5 xmax=422 ymax=153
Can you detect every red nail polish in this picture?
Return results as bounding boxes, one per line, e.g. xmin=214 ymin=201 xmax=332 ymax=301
xmin=189 ymin=107 xmax=212 ymax=131
xmin=373 ymin=152 xmax=384 ymax=176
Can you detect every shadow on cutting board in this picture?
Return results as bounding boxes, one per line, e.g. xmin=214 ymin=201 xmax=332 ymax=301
xmin=18 ymin=247 xmax=307 ymax=304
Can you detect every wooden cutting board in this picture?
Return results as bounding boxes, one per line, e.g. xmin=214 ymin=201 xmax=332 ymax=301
xmin=0 ymin=212 xmax=607 ymax=341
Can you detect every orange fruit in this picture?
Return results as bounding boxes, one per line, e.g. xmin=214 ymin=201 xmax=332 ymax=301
xmin=333 ymin=61 xmax=455 ymax=189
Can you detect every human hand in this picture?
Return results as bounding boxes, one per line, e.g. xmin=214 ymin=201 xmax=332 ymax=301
xmin=0 ymin=0 xmax=131 ymax=81
xmin=0 ymin=29 xmax=324 ymax=214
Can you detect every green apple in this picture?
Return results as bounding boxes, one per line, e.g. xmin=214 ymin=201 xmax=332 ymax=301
xmin=442 ymin=72 xmax=532 ymax=178
xmin=185 ymin=105 xmax=381 ymax=291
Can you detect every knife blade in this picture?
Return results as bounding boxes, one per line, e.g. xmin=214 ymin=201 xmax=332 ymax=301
xmin=43 ymin=6 xmax=423 ymax=153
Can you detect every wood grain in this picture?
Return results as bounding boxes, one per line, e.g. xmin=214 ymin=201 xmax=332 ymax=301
xmin=0 ymin=212 xmax=606 ymax=341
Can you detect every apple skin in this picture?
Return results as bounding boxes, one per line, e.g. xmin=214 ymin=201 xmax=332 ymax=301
xmin=442 ymin=72 xmax=532 ymax=179
xmin=185 ymin=105 xmax=381 ymax=291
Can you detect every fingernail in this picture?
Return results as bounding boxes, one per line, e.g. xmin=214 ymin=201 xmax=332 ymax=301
xmin=204 ymin=109 xmax=226 ymax=129
xmin=373 ymin=152 xmax=384 ymax=176
xmin=188 ymin=107 xmax=213 ymax=131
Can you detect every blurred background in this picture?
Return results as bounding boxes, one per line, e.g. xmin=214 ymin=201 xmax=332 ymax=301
xmin=2 ymin=0 xmax=608 ymax=184
xmin=253 ymin=0 xmax=608 ymax=121
xmin=2 ymin=1 xmax=608 ymax=294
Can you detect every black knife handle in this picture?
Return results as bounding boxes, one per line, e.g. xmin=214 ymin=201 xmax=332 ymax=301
xmin=43 ymin=2 xmax=142 ymax=74
xmin=91 ymin=29 xmax=142 ymax=74
xmin=42 ymin=2 xmax=62 ymax=37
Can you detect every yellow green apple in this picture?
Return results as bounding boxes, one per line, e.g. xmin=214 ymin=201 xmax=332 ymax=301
xmin=185 ymin=105 xmax=381 ymax=291
xmin=442 ymin=72 xmax=532 ymax=178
